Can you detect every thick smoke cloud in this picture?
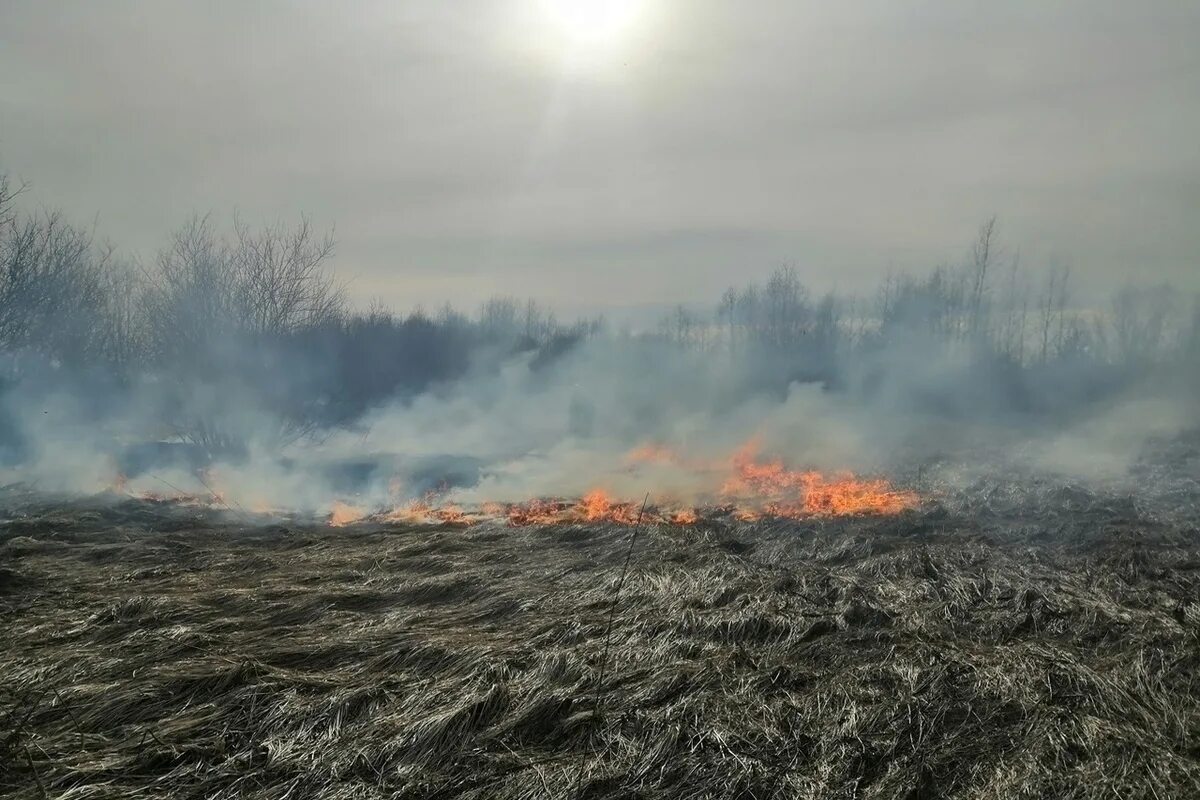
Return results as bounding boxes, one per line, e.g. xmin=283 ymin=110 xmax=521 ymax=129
xmin=0 ymin=175 xmax=1197 ymax=517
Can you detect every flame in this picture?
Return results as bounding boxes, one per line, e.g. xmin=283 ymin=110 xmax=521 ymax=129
xmin=504 ymin=498 xmax=569 ymax=527
xmin=329 ymin=501 xmax=366 ymax=527
xmin=322 ymin=438 xmax=916 ymax=528
xmin=670 ymin=508 xmax=699 ymax=525
xmin=581 ymin=489 xmax=642 ymax=523
xmin=104 ymin=438 xmax=916 ymax=529
xmin=488 ymin=490 xmax=645 ymax=526
xmin=380 ymin=498 xmax=473 ymax=526
xmin=720 ymin=440 xmax=916 ymax=517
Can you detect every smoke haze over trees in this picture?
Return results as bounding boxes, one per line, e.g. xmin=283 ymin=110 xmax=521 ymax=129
xmin=0 ymin=168 xmax=1197 ymax=506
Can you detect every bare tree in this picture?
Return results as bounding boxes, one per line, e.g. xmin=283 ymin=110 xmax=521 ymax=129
xmin=479 ymin=296 xmax=520 ymax=341
xmin=762 ymin=266 xmax=810 ymax=350
xmin=812 ymin=291 xmax=840 ymax=368
xmin=96 ymin=259 xmax=149 ymax=370
xmin=991 ymin=255 xmax=1027 ymax=362
xmin=523 ymin=299 xmax=543 ymax=342
xmin=147 ymin=215 xmax=344 ymax=357
xmin=718 ymin=287 xmax=737 ymax=356
xmin=1108 ymin=283 xmax=1175 ymax=365
xmin=664 ymin=304 xmax=694 ymax=348
xmin=144 ymin=215 xmax=241 ymax=363
xmin=233 ymin=215 xmax=342 ymax=337
xmin=0 ymin=172 xmax=28 ymax=232
xmin=877 ymin=266 xmax=966 ymax=346
xmin=143 ymin=215 xmax=345 ymax=452
xmin=1037 ymin=263 xmax=1071 ymax=363
xmin=0 ymin=209 xmax=107 ymax=362
xmin=966 ymin=216 xmax=999 ymax=341
xmin=736 ymin=284 xmax=760 ymax=343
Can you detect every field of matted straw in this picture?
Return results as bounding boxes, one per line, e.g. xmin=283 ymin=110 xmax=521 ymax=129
xmin=1 ymin=467 xmax=1199 ymax=798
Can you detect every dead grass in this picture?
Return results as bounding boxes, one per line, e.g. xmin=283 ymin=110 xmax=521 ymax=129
xmin=0 ymin=473 xmax=1198 ymax=799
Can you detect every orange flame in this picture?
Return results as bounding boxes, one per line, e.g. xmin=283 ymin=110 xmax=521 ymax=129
xmin=720 ymin=440 xmax=916 ymax=517
xmin=329 ymin=501 xmax=366 ymax=527
xmin=670 ymin=508 xmax=699 ymax=525
xmin=104 ymin=438 xmax=915 ymax=529
xmin=323 ymin=439 xmax=916 ymax=528
xmin=380 ymin=498 xmax=472 ymax=526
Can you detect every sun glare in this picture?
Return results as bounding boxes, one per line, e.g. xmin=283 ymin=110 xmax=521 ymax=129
xmin=542 ymin=0 xmax=645 ymax=51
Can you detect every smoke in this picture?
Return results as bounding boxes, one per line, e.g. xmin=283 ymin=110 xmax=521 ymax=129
xmin=0 ymin=188 xmax=1197 ymax=516
xmin=236 ymin=331 xmax=1200 ymax=512
xmin=1 ymin=315 xmax=1197 ymax=517
xmin=1023 ymin=394 xmax=1197 ymax=482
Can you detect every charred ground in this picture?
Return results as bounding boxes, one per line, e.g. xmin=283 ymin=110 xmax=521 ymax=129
xmin=1 ymin=450 xmax=1199 ymax=799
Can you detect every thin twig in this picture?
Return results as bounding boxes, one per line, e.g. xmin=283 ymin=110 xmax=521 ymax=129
xmin=2 ymin=688 xmax=48 ymax=753
xmin=193 ymin=469 xmax=250 ymax=520
xmin=146 ymin=471 xmax=249 ymax=522
xmin=51 ymin=688 xmax=84 ymax=751
xmin=594 ymin=493 xmax=651 ymax=700
xmin=23 ymin=745 xmax=47 ymax=799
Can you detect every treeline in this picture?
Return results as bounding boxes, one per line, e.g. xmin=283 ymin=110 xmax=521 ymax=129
xmin=661 ymin=219 xmax=1199 ymax=393
xmin=0 ymin=172 xmax=601 ymax=455
xmin=2 ymin=170 xmax=1197 ymax=455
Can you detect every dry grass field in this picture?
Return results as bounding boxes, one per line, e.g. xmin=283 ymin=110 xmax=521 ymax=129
xmin=2 ymin=455 xmax=1199 ymax=799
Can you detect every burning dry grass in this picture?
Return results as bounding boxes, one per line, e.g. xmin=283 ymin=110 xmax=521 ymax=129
xmin=0 ymin=472 xmax=1198 ymax=798
xmin=326 ymin=441 xmax=920 ymax=529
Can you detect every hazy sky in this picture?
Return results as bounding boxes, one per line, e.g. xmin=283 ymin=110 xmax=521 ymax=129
xmin=2 ymin=1 xmax=1197 ymax=313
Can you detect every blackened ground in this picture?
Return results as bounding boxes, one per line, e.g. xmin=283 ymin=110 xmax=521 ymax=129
xmin=0 ymin=469 xmax=1198 ymax=799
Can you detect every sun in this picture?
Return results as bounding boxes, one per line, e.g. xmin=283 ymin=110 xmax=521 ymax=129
xmin=541 ymin=0 xmax=646 ymax=51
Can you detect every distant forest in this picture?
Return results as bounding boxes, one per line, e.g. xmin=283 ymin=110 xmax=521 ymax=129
xmin=1 ymin=170 xmax=1197 ymax=457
